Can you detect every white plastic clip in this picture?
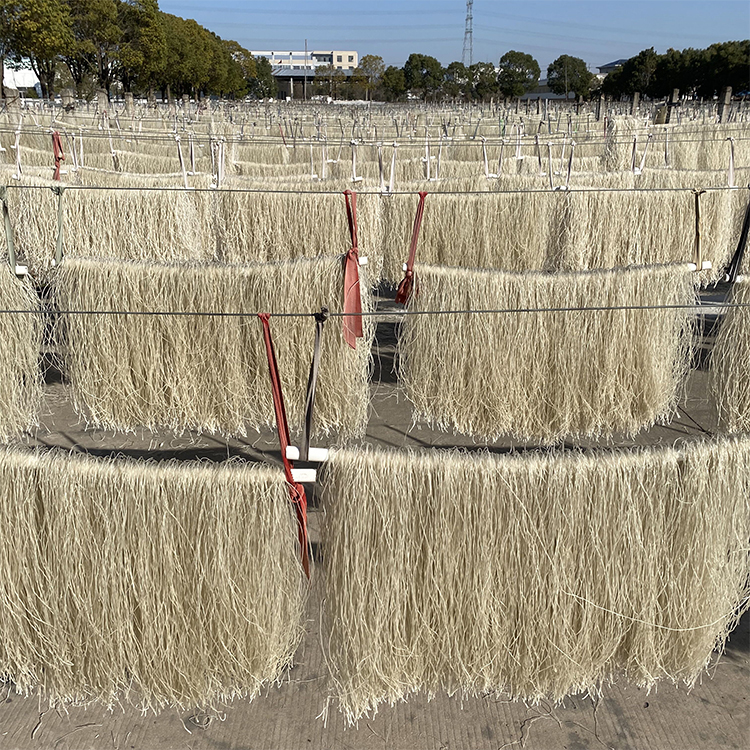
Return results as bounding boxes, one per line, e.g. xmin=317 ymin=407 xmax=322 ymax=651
xmin=358 ymin=256 xmax=368 ymax=266
xmin=14 ymin=264 xmax=27 ymax=276
xmin=687 ymin=261 xmax=712 ymax=272
xmin=290 ymin=468 xmax=317 ymax=483
xmin=286 ymin=446 xmax=329 ymax=462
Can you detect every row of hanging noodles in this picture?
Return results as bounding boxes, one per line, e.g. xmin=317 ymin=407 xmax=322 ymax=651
xmin=2 ymin=118 xmax=746 ymax=180
xmin=1 ymin=435 xmax=748 ymax=716
xmin=7 ymin=141 xmax=742 ymax=187
xmin=5 ymin=122 xmax=745 ymax=157
xmin=2 ymin=157 xmax=746 ymax=200
xmin=0 ymin=257 xmax=742 ymax=447
xmin=0 ymin=180 xmax=742 ymax=447
xmin=46 ymin=255 xmax=708 ymax=446
xmin=2 ymin=103 xmax=743 ymax=135
xmin=0 ymin=180 xmax=385 ymax=276
xmin=380 ymin=186 xmax=745 ymax=283
xmin=319 ymin=439 xmax=750 ymax=723
xmin=0 ymin=181 xmax=746 ymax=283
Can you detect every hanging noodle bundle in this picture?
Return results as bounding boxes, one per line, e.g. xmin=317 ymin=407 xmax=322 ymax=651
xmin=399 ymin=263 xmax=695 ymax=443
xmin=712 ymin=277 xmax=750 ymax=432
xmin=381 ymin=191 xmax=566 ymax=280
xmin=0 ymin=448 xmax=305 ymax=709
xmin=52 ymin=255 xmax=373 ymax=438
xmin=212 ymin=190 xmax=383 ymax=269
xmin=559 ymin=188 xmax=737 ymax=276
xmin=381 ymin=187 xmax=737 ymax=281
xmin=0 ymin=266 xmax=42 ymax=440
xmin=321 ymin=440 xmax=750 ymax=723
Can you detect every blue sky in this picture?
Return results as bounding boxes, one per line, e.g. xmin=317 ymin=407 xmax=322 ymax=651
xmin=159 ymin=1 xmax=747 ymax=73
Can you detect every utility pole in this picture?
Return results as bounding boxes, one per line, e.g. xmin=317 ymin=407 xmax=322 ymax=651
xmin=462 ymin=1 xmax=473 ymax=68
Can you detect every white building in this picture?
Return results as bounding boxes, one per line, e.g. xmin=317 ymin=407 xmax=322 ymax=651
xmin=3 ymin=67 xmax=41 ymax=97
xmin=250 ymin=50 xmax=358 ymax=71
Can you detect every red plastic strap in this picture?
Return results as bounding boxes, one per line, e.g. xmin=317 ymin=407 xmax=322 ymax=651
xmin=395 ymin=191 xmax=428 ymax=305
xmin=52 ymin=131 xmax=65 ymax=181
xmin=343 ymin=190 xmax=363 ymax=348
xmin=258 ymin=313 xmax=310 ymax=578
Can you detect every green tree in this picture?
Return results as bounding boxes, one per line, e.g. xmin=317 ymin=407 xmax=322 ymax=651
xmin=652 ymin=47 xmax=702 ymax=98
xmin=247 ymin=55 xmax=276 ymax=98
xmin=204 ymin=31 xmax=232 ymax=94
xmin=613 ymin=47 xmax=660 ymax=96
xmin=314 ymin=63 xmax=345 ymax=98
xmin=1 ymin=0 xmax=73 ymax=98
xmin=547 ymin=54 xmax=593 ymax=99
xmin=218 ymin=40 xmax=253 ymax=98
xmin=497 ymin=50 xmax=540 ymax=98
xmin=138 ymin=11 xmax=251 ymax=98
xmin=0 ymin=1 xmax=15 ymax=97
xmin=61 ymin=0 xmax=119 ymax=95
xmin=224 ymin=39 xmax=255 ymax=81
xmin=470 ymin=61 xmax=498 ymax=101
xmin=128 ymin=0 xmax=166 ymax=94
xmin=650 ymin=48 xmax=682 ymax=98
xmin=697 ymin=40 xmax=750 ymax=97
xmin=157 ymin=12 xmax=189 ymax=95
xmin=351 ymin=54 xmax=384 ymax=100
xmin=381 ymin=64 xmax=405 ymax=101
xmin=442 ymin=60 xmax=470 ymax=100
xmin=403 ymin=53 xmax=443 ymax=100
xmin=157 ymin=15 xmax=215 ymax=96
xmin=601 ymin=65 xmax=624 ymax=97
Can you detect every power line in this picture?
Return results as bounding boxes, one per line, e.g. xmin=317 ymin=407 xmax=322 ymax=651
xmin=1 ymin=182 xmax=743 ymax=196
xmin=0 ymin=300 xmax=740 ymax=319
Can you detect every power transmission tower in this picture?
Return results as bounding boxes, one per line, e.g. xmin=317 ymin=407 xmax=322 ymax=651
xmin=462 ymin=0 xmax=473 ymax=67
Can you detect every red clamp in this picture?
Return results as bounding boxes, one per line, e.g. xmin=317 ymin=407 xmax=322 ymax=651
xmin=258 ymin=313 xmax=310 ymax=578
xmin=52 ymin=131 xmax=65 ymax=181
xmin=342 ymin=189 xmax=363 ymax=349
xmin=395 ymin=191 xmax=428 ymax=305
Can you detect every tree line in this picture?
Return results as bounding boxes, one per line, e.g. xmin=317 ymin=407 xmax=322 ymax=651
xmin=325 ymin=42 xmax=747 ymax=103
xmin=601 ymin=41 xmax=748 ymax=99
xmin=0 ymin=0 xmax=277 ymax=100
xmin=316 ymin=51 xmax=567 ymax=102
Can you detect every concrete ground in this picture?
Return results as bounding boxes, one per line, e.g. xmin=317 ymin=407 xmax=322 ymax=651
xmin=0 ymin=290 xmax=747 ymax=749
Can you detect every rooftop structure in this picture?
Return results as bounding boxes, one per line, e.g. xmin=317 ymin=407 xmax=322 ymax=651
xmin=598 ymin=59 xmax=628 ymax=76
